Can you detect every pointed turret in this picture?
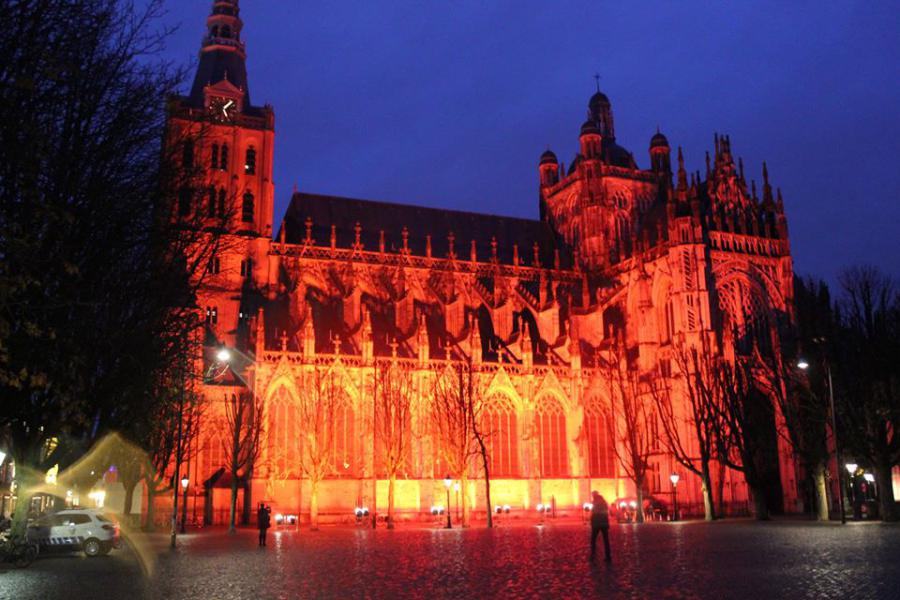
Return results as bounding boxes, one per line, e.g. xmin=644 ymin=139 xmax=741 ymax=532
xmin=761 ymin=161 xmax=774 ymax=205
xmin=649 ymin=128 xmax=671 ymax=175
xmin=676 ymin=147 xmax=688 ymax=192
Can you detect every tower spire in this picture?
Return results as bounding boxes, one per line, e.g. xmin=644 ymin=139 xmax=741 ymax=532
xmin=762 ymin=161 xmax=773 ymax=204
xmin=189 ymin=0 xmax=251 ymax=107
xmin=676 ymin=147 xmax=687 ymax=192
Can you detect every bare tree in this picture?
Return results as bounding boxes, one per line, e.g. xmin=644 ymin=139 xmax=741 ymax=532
xmin=297 ymin=364 xmax=344 ymax=530
xmin=833 ymin=266 xmax=900 ymax=521
xmin=604 ymin=340 xmax=656 ymax=523
xmin=650 ymin=337 xmax=723 ymax=521
xmin=220 ymin=391 xmax=264 ymax=533
xmin=751 ymin=347 xmax=830 ymax=521
xmin=373 ymin=357 xmax=413 ymax=529
xmin=712 ymin=355 xmax=774 ymax=520
xmin=142 ymin=363 xmax=205 ymax=531
xmin=430 ymin=362 xmax=480 ymax=527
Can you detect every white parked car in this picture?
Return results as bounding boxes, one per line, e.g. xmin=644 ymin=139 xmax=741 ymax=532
xmin=27 ymin=509 xmax=120 ymax=557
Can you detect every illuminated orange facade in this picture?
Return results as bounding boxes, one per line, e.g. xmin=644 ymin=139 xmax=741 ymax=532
xmin=167 ymin=1 xmax=801 ymax=524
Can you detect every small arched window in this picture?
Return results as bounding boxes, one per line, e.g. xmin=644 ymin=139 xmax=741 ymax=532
xmin=210 ymin=144 xmax=219 ymax=170
xmin=182 ymin=140 xmax=194 ymax=169
xmin=662 ymin=297 xmax=675 ymax=343
xmin=219 ymin=144 xmax=228 ymax=170
xmin=178 ymin=186 xmax=192 ymax=216
xmin=207 ymin=186 xmax=215 ymax=218
xmin=217 ymin=188 xmax=226 ymax=217
xmin=210 ymin=25 xmax=219 ymax=38
xmin=245 ymin=147 xmax=256 ymax=175
xmin=241 ymin=192 xmax=254 ymax=223
xmin=220 ymin=25 xmax=231 ymax=39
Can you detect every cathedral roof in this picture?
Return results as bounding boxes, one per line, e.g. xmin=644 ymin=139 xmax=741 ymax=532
xmin=281 ymin=192 xmax=573 ymax=269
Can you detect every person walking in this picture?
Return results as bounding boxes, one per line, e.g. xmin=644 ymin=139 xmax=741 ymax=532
xmin=590 ymin=491 xmax=611 ymax=562
xmin=257 ymin=503 xmax=271 ymax=547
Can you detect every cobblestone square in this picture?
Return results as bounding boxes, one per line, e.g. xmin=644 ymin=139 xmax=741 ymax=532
xmin=2 ymin=520 xmax=898 ymax=600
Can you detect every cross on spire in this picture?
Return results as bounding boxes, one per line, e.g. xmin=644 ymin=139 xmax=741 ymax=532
xmin=594 ymin=73 xmax=601 ymax=92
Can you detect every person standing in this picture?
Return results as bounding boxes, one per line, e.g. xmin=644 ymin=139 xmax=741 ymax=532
xmin=257 ymin=503 xmax=271 ymax=547
xmin=590 ymin=491 xmax=611 ymax=562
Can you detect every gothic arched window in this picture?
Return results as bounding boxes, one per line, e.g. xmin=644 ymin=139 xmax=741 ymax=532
xmin=201 ymin=431 xmax=225 ymax=481
xmin=242 ymin=191 xmax=254 ymax=223
xmin=330 ymin=396 xmax=356 ymax=477
xmin=536 ymin=395 xmax=568 ymax=477
xmin=268 ymin=387 xmax=300 ymax=479
xmin=483 ymin=394 xmax=518 ymax=477
xmin=584 ymin=400 xmax=615 ymax=478
xmin=219 ymin=144 xmax=229 ymax=170
xmin=211 ymin=144 xmax=219 ymax=170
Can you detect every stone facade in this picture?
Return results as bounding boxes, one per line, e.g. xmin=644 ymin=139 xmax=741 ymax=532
xmin=165 ymin=0 xmax=800 ymax=524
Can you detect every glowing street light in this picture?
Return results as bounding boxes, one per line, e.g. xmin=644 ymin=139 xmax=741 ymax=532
xmin=797 ymin=359 xmax=810 ymax=370
xmin=217 ymin=347 xmax=232 ymax=363
xmin=180 ymin=477 xmax=190 ymax=533
xmin=845 ymin=463 xmax=858 ymax=475
xmin=670 ymin=473 xmax=680 ymax=521
xmin=443 ymin=475 xmax=453 ymax=529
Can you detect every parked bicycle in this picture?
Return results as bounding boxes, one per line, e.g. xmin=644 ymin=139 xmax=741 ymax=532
xmin=1 ymin=531 xmax=39 ymax=568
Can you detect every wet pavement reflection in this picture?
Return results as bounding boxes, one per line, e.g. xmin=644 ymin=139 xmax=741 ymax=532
xmin=3 ymin=520 xmax=898 ymax=599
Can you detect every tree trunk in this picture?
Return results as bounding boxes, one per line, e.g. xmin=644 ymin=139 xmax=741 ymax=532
xmin=228 ymin=478 xmax=238 ymax=533
xmin=875 ymin=462 xmax=896 ymax=522
xmin=461 ymin=473 xmax=469 ymax=527
xmin=813 ymin=464 xmax=829 ymax=521
xmin=751 ymin=485 xmax=770 ymax=520
xmin=700 ymin=467 xmax=716 ymax=521
xmin=310 ymin=479 xmax=320 ymax=531
xmin=242 ymin=479 xmax=252 ymax=526
xmin=145 ymin=484 xmax=157 ymax=532
xmin=484 ymin=472 xmax=493 ymax=529
xmin=9 ymin=471 xmax=38 ymax=539
xmin=716 ymin=461 xmax=726 ymax=517
xmin=122 ymin=480 xmax=136 ymax=518
xmin=387 ymin=473 xmax=396 ymax=529
xmin=635 ymin=485 xmax=645 ymax=523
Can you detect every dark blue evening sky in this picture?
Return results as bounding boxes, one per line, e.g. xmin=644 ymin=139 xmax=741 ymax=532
xmin=161 ymin=1 xmax=900 ymax=286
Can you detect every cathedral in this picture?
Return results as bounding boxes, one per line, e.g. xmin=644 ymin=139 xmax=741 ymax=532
xmin=165 ymin=0 xmax=800 ymax=525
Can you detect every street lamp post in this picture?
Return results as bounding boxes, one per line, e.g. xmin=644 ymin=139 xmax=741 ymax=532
xmin=798 ymin=353 xmax=846 ymax=524
xmin=443 ymin=475 xmax=452 ymax=529
xmin=171 ymin=356 xmax=186 ymax=549
xmin=670 ymin=473 xmax=680 ymax=521
xmin=454 ymin=481 xmax=460 ymax=524
xmin=846 ymin=462 xmax=858 ymax=519
xmin=180 ymin=477 xmax=189 ymax=533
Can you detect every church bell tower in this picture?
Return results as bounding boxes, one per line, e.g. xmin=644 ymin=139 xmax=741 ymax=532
xmin=167 ymin=0 xmax=276 ymax=352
